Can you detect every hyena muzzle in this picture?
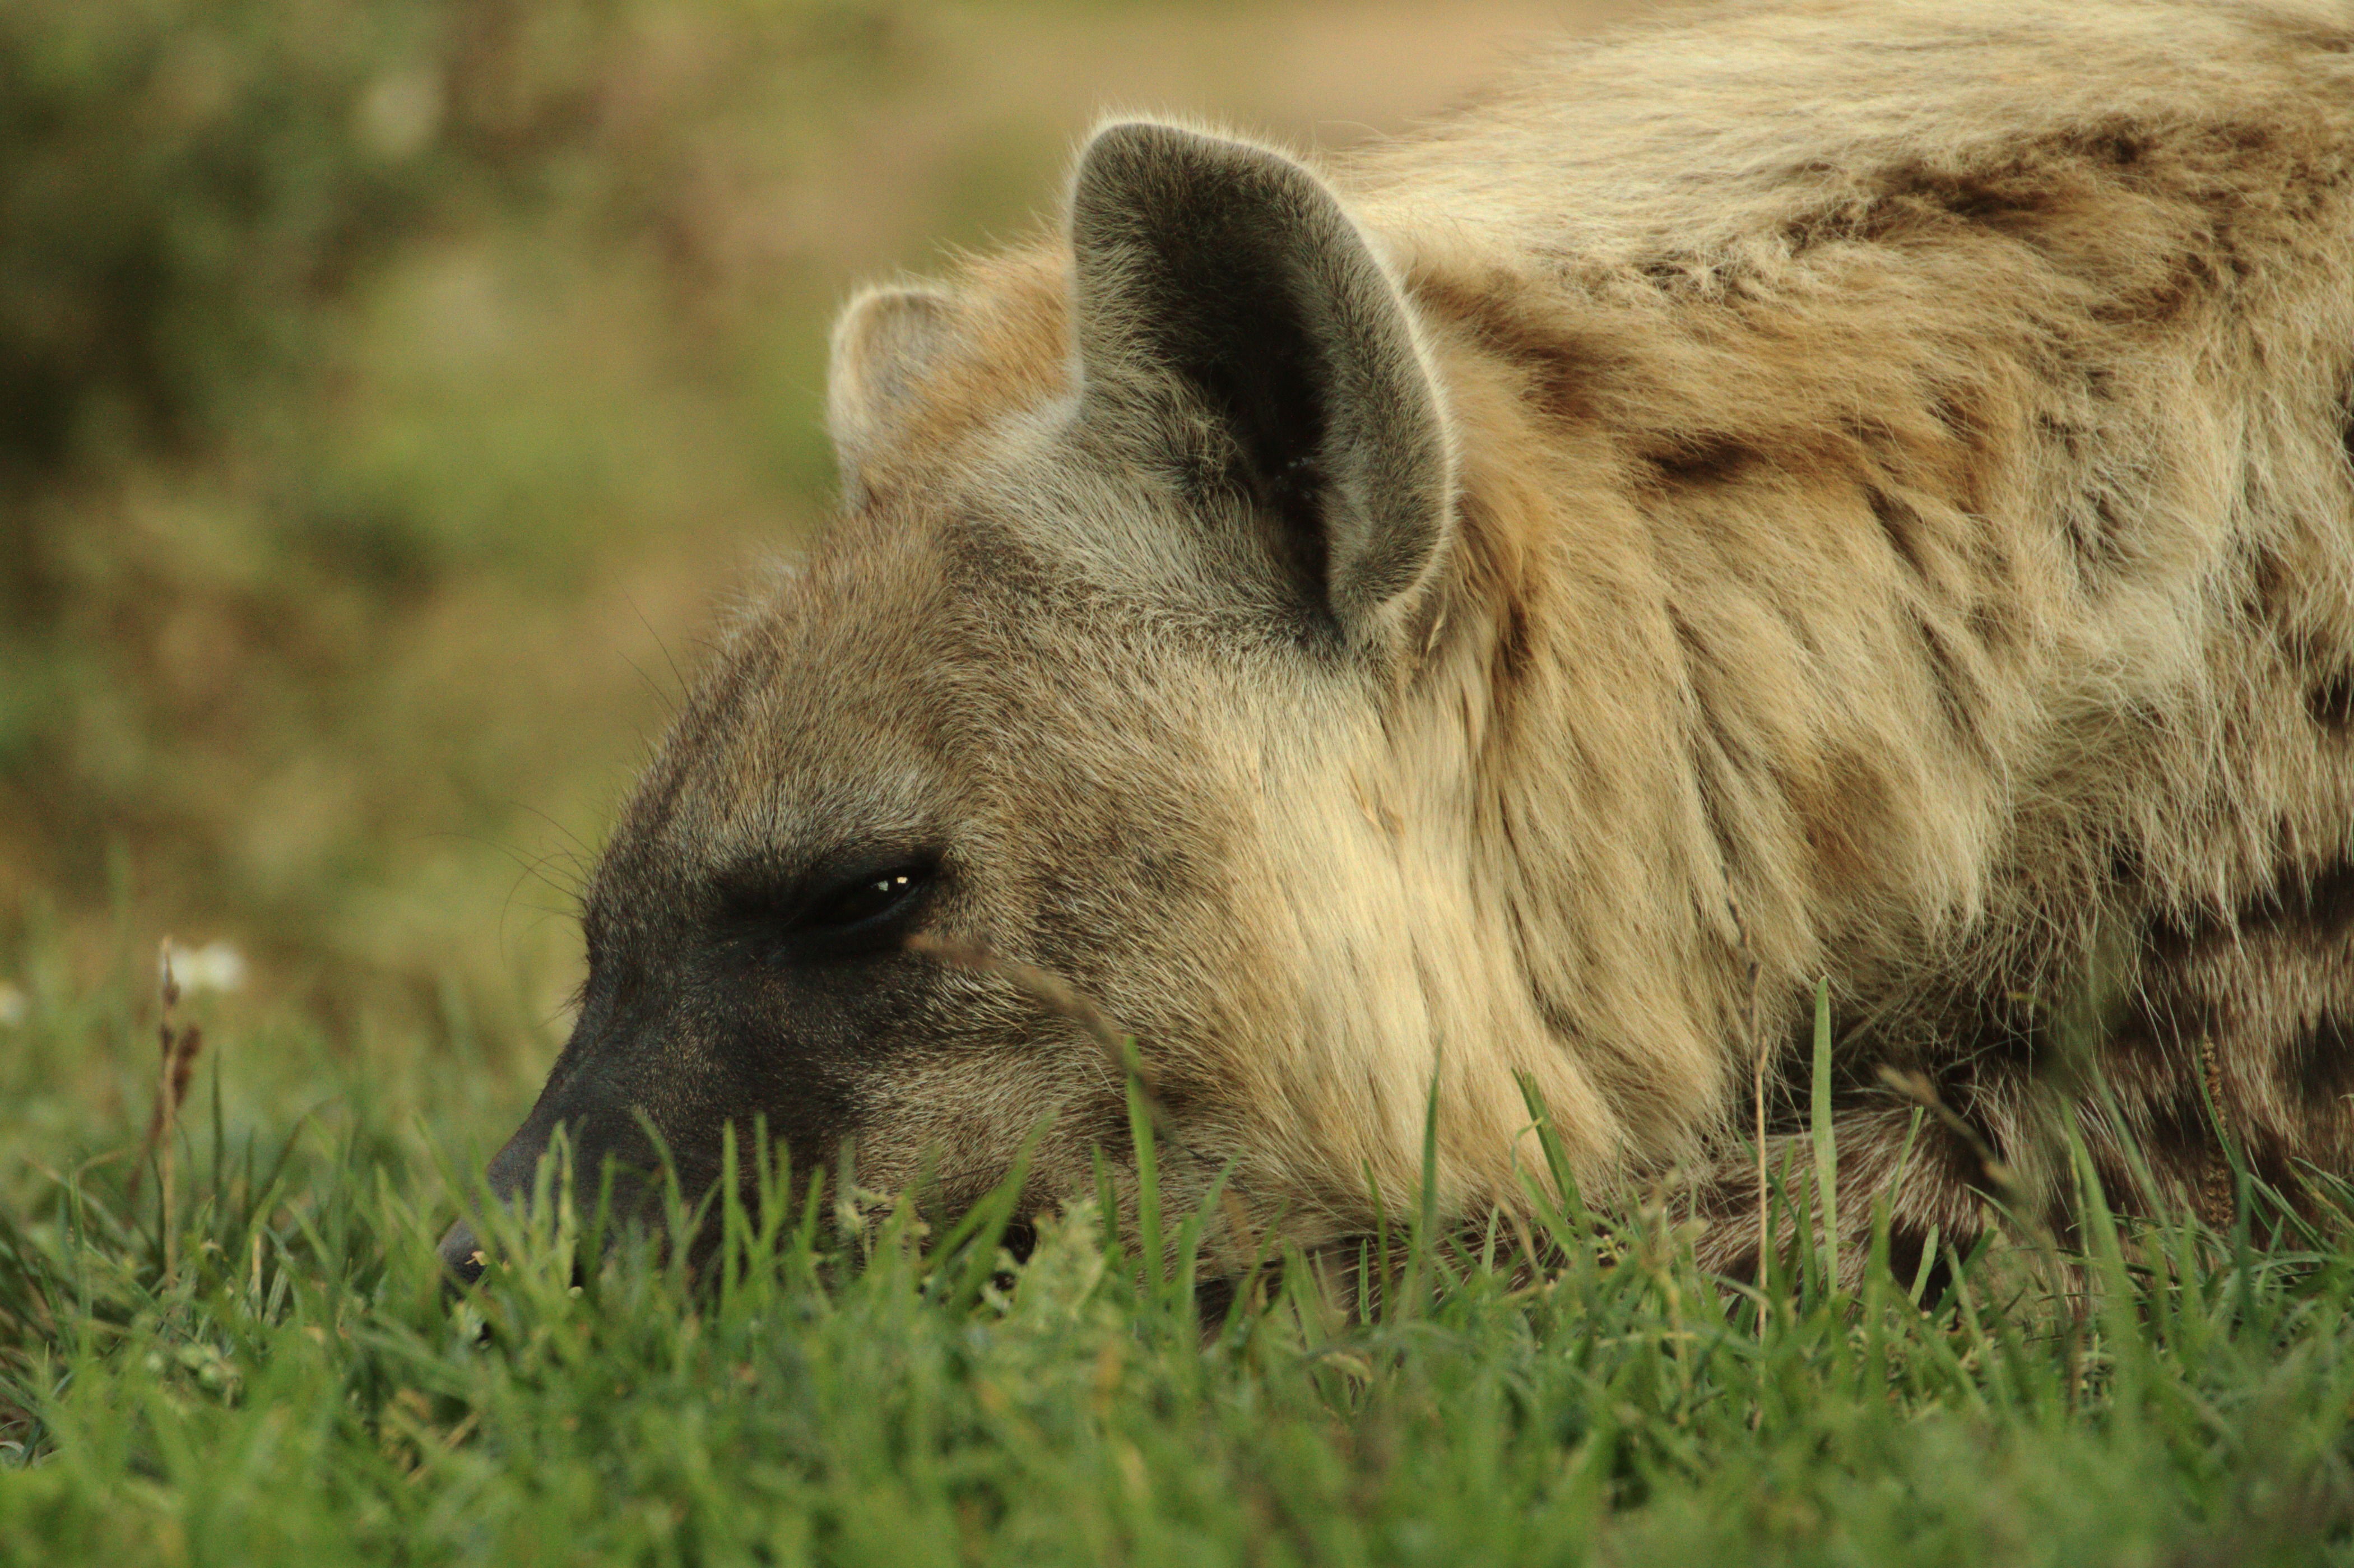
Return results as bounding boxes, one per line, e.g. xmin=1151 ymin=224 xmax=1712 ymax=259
xmin=440 ymin=0 xmax=2354 ymax=1291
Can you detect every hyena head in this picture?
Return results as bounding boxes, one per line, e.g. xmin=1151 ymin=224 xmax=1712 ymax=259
xmin=441 ymin=120 xmax=1506 ymax=1283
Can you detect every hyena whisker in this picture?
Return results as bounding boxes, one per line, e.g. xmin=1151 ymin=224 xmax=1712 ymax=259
xmin=622 ymin=593 xmax=689 ymax=717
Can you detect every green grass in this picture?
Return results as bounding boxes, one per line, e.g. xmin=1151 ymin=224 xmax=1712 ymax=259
xmin=6 ymin=4 xmax=2353 ymax=1561
xmin=4 ymin=950 xmax=2354 ymax=1566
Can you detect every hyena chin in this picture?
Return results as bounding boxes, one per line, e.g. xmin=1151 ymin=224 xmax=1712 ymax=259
xmin=442 ymin=0 xmax=2354 ymax=1291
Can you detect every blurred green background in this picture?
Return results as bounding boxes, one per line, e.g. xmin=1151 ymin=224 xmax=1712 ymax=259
xmin=0 ymin=0 xmax=1621 ymax=1176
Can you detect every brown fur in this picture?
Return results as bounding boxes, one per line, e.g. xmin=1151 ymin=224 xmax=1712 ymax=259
xmin=445 ymin=0 xmax=2354 ymax=1287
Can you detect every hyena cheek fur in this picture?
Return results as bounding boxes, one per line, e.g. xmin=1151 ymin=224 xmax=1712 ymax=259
xmin=445 ymin=0 xmax=2354 ymax=1289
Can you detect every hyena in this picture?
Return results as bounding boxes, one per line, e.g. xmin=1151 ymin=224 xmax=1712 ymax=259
xmin=441 ymin=0 xmax=2354 ymax=1290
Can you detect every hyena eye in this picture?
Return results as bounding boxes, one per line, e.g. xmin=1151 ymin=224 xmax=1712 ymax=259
xmin=798 ymin=864 xmax=933 ymax=940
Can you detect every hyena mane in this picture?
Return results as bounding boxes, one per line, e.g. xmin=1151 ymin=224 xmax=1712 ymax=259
xmin=444 ymin=0 xmax=2354 ymax=1289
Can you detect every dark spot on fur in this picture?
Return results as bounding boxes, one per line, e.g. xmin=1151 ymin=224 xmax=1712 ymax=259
xmin=1863 ymin=163 xmax=2055 ymax=243
xmin=2083 ymin=1147 xmax=2143 ymax=1216
xmin=2096 ymin=132 xmax=2148 ymax=168
xmin=1780 ymin=747 xmax=1893 ymax=894
xmin=1707 ymin=1241 xmax=1763 ymax=1287
xmin=2143 ymin=898 xmax=2213 ymax=965
xmin=2255 ymin=861 xmax=2354 ymax=940
xmin=1647 ymin=435 xmax=1756 ymax=486
xmin=2107 ymin=967 xmax=2218 ymax=1071
xmin=2094 ymin=254 xmax=2210 ymax=326
xmin=1869 ymin=486 xmax=1927 ymax=576
xmin=2282 ymin=1013 xmax=2354 ymax=1108
xmin=2037 ymin=414 xmax=2086 ymax=461
xmin=1129 ymin=844 xmax=1209 ymax=903
xmin=1493 ymin=598 xmax=1535 ymax=695
xmin=1924 ymin=386 xmax=1998 ymax=514
xmin=2053 ymin=488 xmax=2127 ymax=580
xmin=2309 ymin=671 xmax=2354 ymax=732
xmin=2108 ymin=835 xmax=2148 ymax=893
xmin=1915 ymin=1078 xmax=2018 ymax=1198
xmin=1787 ymin=123 xmax=2179 ymax=268
xmin=1939 ymin=181 xmax=2036 ymax=226
xmin=1911 ymin=610 xmax=1986 ymax=749
xmin=1965 ymin=599 xmax=2019 ymax=654
xmin=1521 ymin=360 xmax=1596 ymax=427
xmin=1929 ymin=389 xmax=1982 ymax=444
xmin=1933 ymin=982 xmax=2047 ymax=1075
xmin=2216 ymin=122 xmax=2276 ymax=158
xmin=2147 ymin=861 xmax=2354 ymax=972
xmin=2090 ymin=489 xmax=2127 ymax=556
xmin=2142 ymin=1085 xmax=2218 ymax=1174
xmin=1409 ymin=276 xmax=1603 ymax=426
xmin=1531 ymin=990 xmax=1580 ymax=1052
xmin=1672 ymin=604 xmax=1749 ymax=889
xmin=2240 ymin=545 xmax=2292 ymax=625
xmin=1884 ymin=1227 xmax=1956 ymax=1307
xmin=1778 ymin=215 xmax=1827 ymax=256
xmin=2241 ymin=1128 xmax=2303 ymax=1201
xmin=2042 ymin=421 xmax=2135 ymax=576
xmin=1667 ymin=599 xmax=1705 ymax=666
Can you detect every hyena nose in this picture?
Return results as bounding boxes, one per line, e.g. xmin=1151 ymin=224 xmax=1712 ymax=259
xmin=436 ymin=1218 xmax=488 ymax=1288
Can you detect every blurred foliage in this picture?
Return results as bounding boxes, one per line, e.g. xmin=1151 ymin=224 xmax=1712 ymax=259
xmin=0 ymin=0 xmax=1550 ymax=1063
xmin=0 ymin=0 xmax=899 ymax=476
xmin=0 ymin=0 xmax=912 ymax=1021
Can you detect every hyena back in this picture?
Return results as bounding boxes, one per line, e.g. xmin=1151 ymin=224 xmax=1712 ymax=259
xmin=442 ymin=0 xmax=2354 ymax=1287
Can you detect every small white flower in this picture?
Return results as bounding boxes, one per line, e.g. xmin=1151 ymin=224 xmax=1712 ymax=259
xmin=165 ymin=942 xmax=247 ymax=995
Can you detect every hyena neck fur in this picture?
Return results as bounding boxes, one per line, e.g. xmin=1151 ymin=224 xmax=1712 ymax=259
xmin=843 ymin=177 xmax=1801 ymax=1226
xmin=821 ymin=7 xmax=2354 ymax=1261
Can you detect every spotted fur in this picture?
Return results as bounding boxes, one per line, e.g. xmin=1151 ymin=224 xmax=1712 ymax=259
xmin=445 ymin=0 xmax=2354 ymax=1287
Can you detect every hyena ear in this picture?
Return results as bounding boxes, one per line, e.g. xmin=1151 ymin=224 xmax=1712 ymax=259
xmin=1069 ymin=120 xmax=1454 ymax=640
xmin=827 ymin=281 xmax=958 ymax=504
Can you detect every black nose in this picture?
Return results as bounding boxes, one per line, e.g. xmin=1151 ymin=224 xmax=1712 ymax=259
xmin=437 ymin=1219 xmax=488 ymax=1288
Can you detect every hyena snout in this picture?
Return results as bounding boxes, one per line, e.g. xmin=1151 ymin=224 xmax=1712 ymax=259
xmin=437 ymin=1017 xmax=739 ymax=1286
xmin=435 ymin=1118 xmax=699 ymax=1287
xmin=434 ymin=1108 xmax=658 ymax=1288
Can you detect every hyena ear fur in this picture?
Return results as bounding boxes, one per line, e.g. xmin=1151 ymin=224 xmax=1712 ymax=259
xmin=1069 ymin=119 xmax=1455 ymax=643
xmin=827 ymin=281 xmax=958 ymax=505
